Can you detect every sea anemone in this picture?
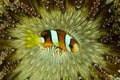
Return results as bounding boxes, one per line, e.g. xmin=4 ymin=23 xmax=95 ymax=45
xmin=0 ymin=0 xmax=120 ymax=80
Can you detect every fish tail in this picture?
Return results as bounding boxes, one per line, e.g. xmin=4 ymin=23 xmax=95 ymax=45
xmin=26 ymin=30 xmax=42 ymax=48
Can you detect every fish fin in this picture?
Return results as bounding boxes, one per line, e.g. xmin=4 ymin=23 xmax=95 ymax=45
xmin=26 ymin=30 xmax=41 ymax=48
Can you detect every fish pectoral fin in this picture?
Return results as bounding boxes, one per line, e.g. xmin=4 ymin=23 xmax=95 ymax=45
xmin=55 ymin=42 xmax=59 ymax=47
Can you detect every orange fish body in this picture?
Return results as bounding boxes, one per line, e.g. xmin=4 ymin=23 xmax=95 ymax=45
xmin=40 ymin=30 xmax=79 ymax=52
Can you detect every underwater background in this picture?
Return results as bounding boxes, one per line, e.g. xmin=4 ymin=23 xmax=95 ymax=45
xmin=0 ymin=0 xmax=120 ymax=80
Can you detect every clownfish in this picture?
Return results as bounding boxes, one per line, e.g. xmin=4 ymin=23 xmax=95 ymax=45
xmin=26 ymin=29 xmax=79 ymax=52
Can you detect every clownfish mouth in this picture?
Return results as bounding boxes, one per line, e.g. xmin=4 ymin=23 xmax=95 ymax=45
xmin=72 ymin=43 xmax=79 ymax=52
